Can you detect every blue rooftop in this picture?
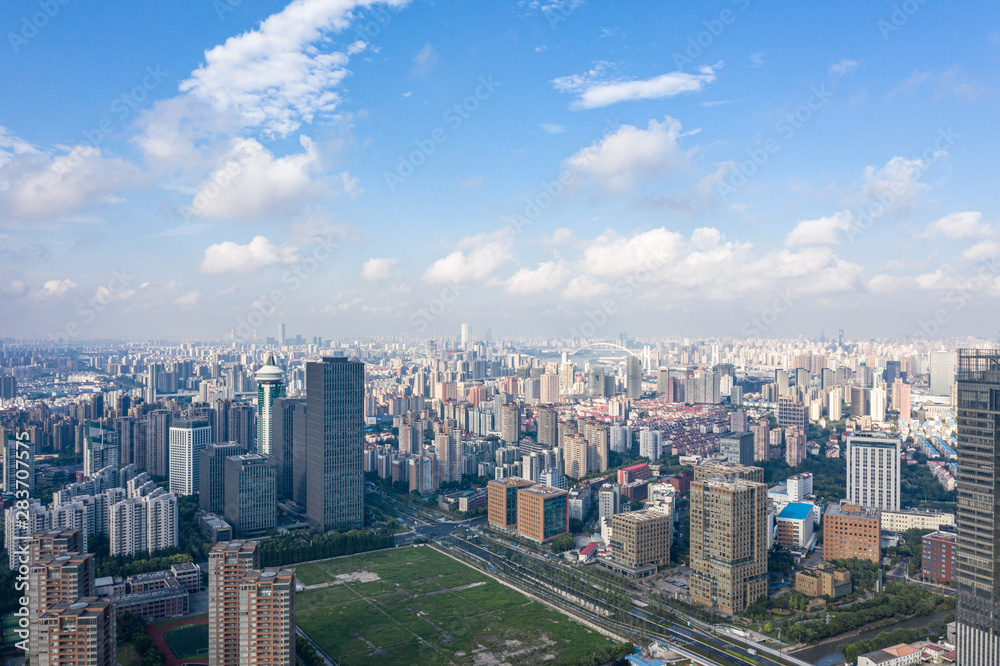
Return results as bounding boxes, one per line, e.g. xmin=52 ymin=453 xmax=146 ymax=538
xmin=778 ymin=502 xmax=814 ymax=521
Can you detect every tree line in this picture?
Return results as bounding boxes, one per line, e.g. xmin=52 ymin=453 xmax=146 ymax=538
xmin=259 ymin=529 xmax=394 ymax=567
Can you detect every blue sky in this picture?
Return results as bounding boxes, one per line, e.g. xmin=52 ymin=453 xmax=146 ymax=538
xmin=1 ymin=0 xmax=999 ymax=342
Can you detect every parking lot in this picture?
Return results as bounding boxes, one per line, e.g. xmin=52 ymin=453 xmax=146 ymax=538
xmin=645 ymin=566 xmax=693 ymax=599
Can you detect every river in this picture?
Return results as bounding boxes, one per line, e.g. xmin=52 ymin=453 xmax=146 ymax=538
xmin=791 ymin=610 xmax=950 ymax=666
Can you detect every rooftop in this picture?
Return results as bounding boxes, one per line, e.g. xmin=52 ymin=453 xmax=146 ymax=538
xmin=778 ymin=502 xmax=815 ymax=521
xmin=518 ymin=485 xmax=568 ymax=499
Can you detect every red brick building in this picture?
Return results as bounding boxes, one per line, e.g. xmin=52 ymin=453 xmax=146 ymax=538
xmin=922 ymin=531 xmax=956 ymax=584
xmin=618 ymin=463 xmax=651 ymax=485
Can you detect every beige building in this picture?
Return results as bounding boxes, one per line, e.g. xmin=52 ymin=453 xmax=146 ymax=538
xmin=693 ymin=462 xmax=765 ymax=484
xmin=209 ymin=540 xmax=260 ymax=666
xmin=563 ymin=433 xmax=589 ymax=479
xmin=35 ymin=598 xmax=115 ymax=666
xmin=795 ymin=562 xmax=852 ymax=598
xmin=609 ymin=509 xmax=671 ymax=575
xmin=879 ymin=509 xmax=954 ymax=533
xmin=690 ymin=478 xmax=768 ymax=615
xmin=824 ymin=502 xmax=881 ymax=564
xmin=28 ymin=553 xmax=95 ymax=663
xmin=239 ymin=569 xmax=296 ymax=666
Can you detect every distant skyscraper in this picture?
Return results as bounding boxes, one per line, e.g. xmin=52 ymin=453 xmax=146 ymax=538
xmin=460 ymin=323 xmax=470 ymax=346
xmin=228 ymin=403 xmax=256 ymax=452
xmin=785 ymin=427 xmax=806 ymax=467
xmin=224 ymin=454 xmax=277 ymax=536
xmin=199 ymin=442 xmax=247 ymax=514
xmin=626 ymin=356 xmax=642 ymax=399
xmin=720 ymin=432 xmax=754 ymax=466
xmin=870 ymin=386 xmax=887 ymax=422
xmin=955 ymin=350 xmax=1000 ymax=665
xmin=279 ymin=323 xmax=286 ymax=345
xmin=846 ymin=432 xmax=901 ymax=511
xmin=828 ymin=388 xmax=843 ymax=421
xmin=168 ymin=419 xmax=211 ymax=496
xmin=255 ymin=353 xmax=286 ymax=456
xmin=899 ymin=383 xmax=912 ymax=422
xmin=306 ymin=357 xmax=364 ymax=532
xmin=930 ymin=350 xmax=957 ymax=397
xmin=536 ymin=406 xmax=557 ymax=447
xmin=270 ymin=397 xmax=302 ymax=501
xmin=500 ymin=403 xmax=520 ymax=443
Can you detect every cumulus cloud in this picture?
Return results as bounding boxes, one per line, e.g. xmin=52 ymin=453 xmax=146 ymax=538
xmin=923 ymin=211 xmax=993 ymax=240
xmin=361 ymin=257 xmax=399 ymax=281
xmin=423 ymin=229 xmax=513 ymax=283
xmin=199 ymin=236 xmax=301 ymax=273
xmin=851 ymin=156 xmax=934 ymax=214
xmin=963 ymin=240 xmax=1000 ymax=262
xmin=503 ymin=261 xmax=570 ymax=294
xmin=563 ymin=116 xmax=686 ymax=193
xmin=0 ymin=127 xmax=146 ymax=220
xmin=185 ymin=136 xmax=323 ymax=220
xmin=561 ymin=275 xmax=612 ymax=300
xmin=785 ymin=211 xmax=854 ymax=247
xmin=552 ymin=64 xmax=717 ymax=110
xmin=41 ymin=279 xmax=77 ymax=296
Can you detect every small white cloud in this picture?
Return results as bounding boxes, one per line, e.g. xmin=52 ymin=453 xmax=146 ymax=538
xmin=785 ymin=211 xmax=855 ymax=247
xmin=963 ymin=240 xmax=1000 ymax=261
xmin=7 ymin=279 xmax=25 ymax=295
xmin=539 ymin=123 xmax=566 ymax=134
xmin=174 ymin=291 xmax=201 ymax=307
xmin=504 ymin=261 xmax=570 ymax=294
xmin=42 ymin=279 xmax=77 ymax=296
xmin=423 ymin=229 xmax=513 ymax=283
xmin=412 ymin=44 xmax=438 ymax=77
xmin=199 ymin=236 xmax=300 ymax=274
xmin=830 ymin=59 xmax=859 ymax=75
xmin=361 ymin=257 xmax=399 ymax=281
xmin=553 ymin=64 xmax=717 ymax=110
xmin=749 ymin=51 xmax=766 ymax=68
xmin=924 ymin=211 xmax=993 ymax=240
xmin=851 ymin=156 xmax=934 ymax=214
xmin=461 ymin=175 xmax=484 ymax=188
xmin=867 ymin=274 xmax=910 ymax=295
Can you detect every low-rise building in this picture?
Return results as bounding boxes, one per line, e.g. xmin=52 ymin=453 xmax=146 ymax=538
xmin=113 ymin=577 xmax=189 ymax=622
xmin=171 ymin=562 xmax=202 ymax=594
xmin=857 ymin=643 xmax=922 ymax=666
xmin=775 ymin=502 xmax=815 ymax=550
xmin=921 ymin=531 xmax=957 ymax=584
xmin=880 ymin=509 xmax=955 ymax=534
xmin=487 ymin=478 xmax=534 ymax=531
xmin=824 ymin=502 xmax=881 ymax=564
xmin=795 ymin=562 xmax=852 ymax=599
xmin=199 ymin=513 xmax=233 ymax=544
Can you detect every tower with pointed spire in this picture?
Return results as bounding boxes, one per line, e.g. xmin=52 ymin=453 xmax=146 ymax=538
xmin=255 ymin=353 xmax=285 ymax=455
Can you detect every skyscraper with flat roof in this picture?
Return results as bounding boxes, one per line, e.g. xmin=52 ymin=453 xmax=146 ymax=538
xmin=306 ymin=357 xmax=364 ymax=532
xmin=846 ymin=432 xmax=901 ymax=511
xmin=168 ymin=419 xmax=211 ymax=496
xmin=955 ymin=350 xmax=1000 ymax=665
xmin=239 ymin=569 xmax=296 ymax=666
xmin=209 ymin=541 xmax=260 ymax=666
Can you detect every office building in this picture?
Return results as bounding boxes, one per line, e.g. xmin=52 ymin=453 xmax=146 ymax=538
xmin=35 ymin=598 xmax=115 ymax=666
xmin=199 ymin=441 xmax=247 ymax=515
xmin=880 ymin=509 xmax=954 ymax=533
xmin=824 ymin=502 xmax=881 ymax=564
xmin=516 ymin=485 xmax=568 ymax=544
xmin=693 ymin=462 xmax=765 ymax=484
xmin=850 ymin=386 xmax=870 ymax=419
xmin=690 ymin=477 xmax=768 ymax=615
xmin=922 ymin=531 xmax=957 ymax=585
xmin=487 ymin=478 xmax=534 ymax=530
xmin=795 ymin=562 xmax=852 ymax=599
xmin=598 ymin=484 xmax=621 ymax=521
xmin=255 ymin=352 xmax=286 ymax=456
xmin=306 ymin=357 xmax=365 ymax=532
xmin=775 ymin=502 xmax=814 ymax=549
xmin=955 ymin=350 xmax=1000 ymax=664
xmin=224 ymin=453 xmax=277 ymax=535
xmin=239 ymin=569 xmax=296 ymax=666
xmin=846 ymin=432 xmax=901 ymax=512
xmin=778 ymin=395 xmax=808 ymax=431
xmin=227 ymin=403 xmax=256 ymax=452
xmin=168 ymin=419 xmax=212 ymax=496
xmin=609 ymin=510 xmax=671 ymax=575
xmin=719 ymin=431 xmax=754 ymax=466
xmin=269 ymin=398 xmax=301 ymax=500
xmin=626 ymin=356 xmax=642 ymax=399
xmin=209 ymin=541 xmax=260 ymax=666
xmin=930 ymin=350 xmax=957 ymax=397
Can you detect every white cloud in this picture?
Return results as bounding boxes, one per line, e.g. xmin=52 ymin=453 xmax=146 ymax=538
xmin=561 ymin=275 xmax=611 ymax=300
xmin=7 ymin=280 xmax=25 ymax=295
xmin=423 ymin=229 xmax=514 ymax=283
xmin=461 ymin=175 xmax=484 ymax=188
xmin=785 ymin=211 xmax=854 ymax=247
xmin=185 ymin=136 xmax=323 ymax=220
xmin=749 ymin=51 xmax=766 ymax=68
xmin=412 ymin=43 xmax=438 ymax=77
xmin=852 ymin=156 xmax=933 ymax=214
xmin=963 ymin=240 xmax=1000 ymax=261
xmin=552 ymin=65 xmax=717 ymax=110
xmin=361 ymin=257 xmax=399 ymax=281
xmin=41 ymin=279 xmax=77 ymax=296
xmin=924 ymin=211 xmax=993 ymax=240
xmin=0 ymin=127 xmax=146 ymax=220
xmin=199 ymin=236 xmax=301 ymax=274
xmin=178 ymin=0 xmax=410 ymax=137
xmin=867 ymin=274 xmax=910 ymax=294
xmin=580 ymin=227 xmax=686 ymax=278
xmin=563 ymin=116 xmax=686 ymax=193
xmin=539 ymin=123 xmax=566 ymax=134
xmin=830 ymin=59 xmax=859 ymax=75
xmin=174 ymin=291 xmax=202 ymax=307
xmin=503 ymin=261 xmax=570 ymax=294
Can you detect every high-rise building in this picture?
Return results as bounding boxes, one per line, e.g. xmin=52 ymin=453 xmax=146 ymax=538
xmin=224 ymin=454 xmax=277 ymax=536
xmin=291 ymin=401 xmax=308 ymax=507
xmin=626 ymin=356 xmax=642 ymax=399
xmin=846 ymin=432 xmax=901 ymax=511
xmin=598 ymin=484 xmax=621 ymax=521
xmin=306 ymin=357 xmax=364 ymax=532
xmin=785 ymin=427 xmax=806 ymax=467
xmin=228 ymin=403 xmax=256 ymax=452
xmin=515 ymin=485 xmax=568 ymax=544
xmin=500 ymin=402 xmax=520 ymax=443
xmin=899 ymin=382 xmax=912 ymax=422
xmin=930 ymin=350 xmax=957 ymax=397
xmin=719 ymin=431 xmax=754 ymax=466
xmin=35 ymin=598 xmax=115 ymax=666
xmin=536 ymin=406 xmax=557 ymax=447
xmin=693 ymin=462 xmax=765 ymax=484
xmin=487 ymin=478 xmax=534 ymax=530
xmin=169 ymin=419 xmax=211 ymax=496
xmin=145 ymin=409 xmax=172 ymax=477
xmin=639 ymin=428 xmax=662 ymax=460
xmin=255 ymin=353 xmax=286 ymax=456
xmin=563 ymin=433 xmax=588 ymax=479
xmin=539 ymin=374 xmax=560 ymax=405
xmin=849 ymin=386 xmax=869 ymax=418
xmin=609 ymin=509 xmax=671 ymax=573
xmin=824 ymin=502 xmax=880 ymax=564
xmin=752 ymin=420 xmax=770 ymax=462
xmin=828 ymin=387 xmax=843 ymax=421
xmin=109 ymin=490 xmax=178 ymax=556
xmin=870 ymin=386 xmax=887 ymax=422
xmin=28 ymin=553 xmax=95 ymax=663
xmin=209 ymin=541 xmax=260 ymax=666
xmin=955 ymin=350 xmax=1000 ymax=664
xmin=690 ymin=477 xmax=768 ymax=614
xmin=460 ymin=323 xmax=470 ymax=346
xmin=239 ymin=569 xmax=296 ymax=666
xmin=199 ymin=441 xmax=247 ymax=514
xmin=778 ymin=395 xmax=808 ymax=432
xmin=270 ymin=397 xmax=301 ymax=500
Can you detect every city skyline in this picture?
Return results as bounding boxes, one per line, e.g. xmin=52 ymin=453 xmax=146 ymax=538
xmin=1 ymin=0 xmax=999 ymax=340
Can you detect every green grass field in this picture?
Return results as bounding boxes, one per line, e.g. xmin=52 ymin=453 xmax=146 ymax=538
xmin=294 ymin=545 xmax=622 ymax=666
xmin=163 ymin=621 xmax=209 ymax=660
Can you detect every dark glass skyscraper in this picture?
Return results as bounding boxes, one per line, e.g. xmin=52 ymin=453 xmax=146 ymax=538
xmin=306 ymin=356 xmax=364 ymax=531
xmin=955 ymin=349 xmax=1000 ymax=665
